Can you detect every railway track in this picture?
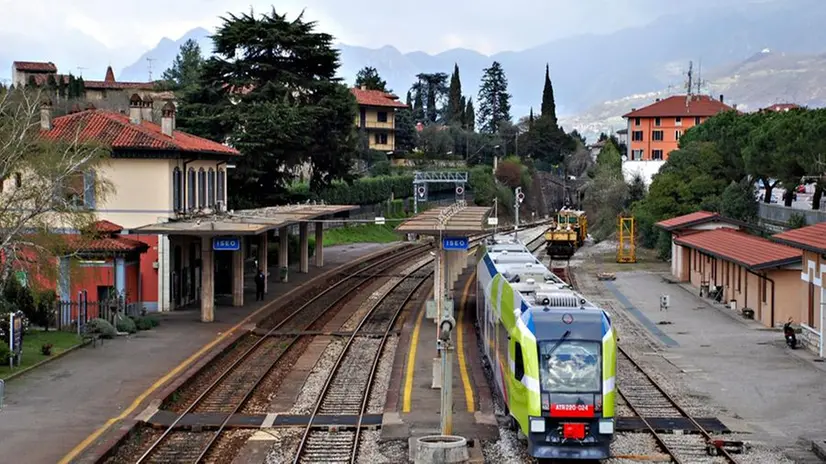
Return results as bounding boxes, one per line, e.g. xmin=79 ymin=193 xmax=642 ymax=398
xmin=134 ymin=245 xmax=432 ymax=464
xmin=292 ymin=262 xmax=433 ymax=463
xmin=617 ymin=348 xmax=740 ymax=464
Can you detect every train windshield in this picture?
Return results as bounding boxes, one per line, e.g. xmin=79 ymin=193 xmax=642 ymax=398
xmin=538 ymin=340 xmax=601 ymax=393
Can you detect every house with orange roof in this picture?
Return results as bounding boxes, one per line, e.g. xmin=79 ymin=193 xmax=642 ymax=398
xmin=622 ymin=94 xmax=735 ymax=162
xmin=36 ymin=93 xmax=240 ymax=312
xmin=773 ymin=222 xmax=826 ymax=356
xmin=657 ymin=212 xmax=803 ymax=329
xmin=350 ymin=86 xmax=407 ymax=152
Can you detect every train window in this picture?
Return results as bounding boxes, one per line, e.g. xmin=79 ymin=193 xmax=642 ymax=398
xmin=514 ymin=342 xmax=525 ymax=381
xmin=539 ymin=340 xmax=601 ymax=393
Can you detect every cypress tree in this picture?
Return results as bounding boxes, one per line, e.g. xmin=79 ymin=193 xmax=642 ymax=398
xmin=541 ymin=64 xmax=557 ymax=126
xmin=459 ymin=95 xmax=467 ymax=128
xmin=465 ymin=98 xmax=475 ymax=132
xmin=529 ymin=107 xmax=535 ymax=130
xmin=447 ymin=63 xmax=463 ymax=125
xmin=405 ymin=90 xmax=413 ymax=107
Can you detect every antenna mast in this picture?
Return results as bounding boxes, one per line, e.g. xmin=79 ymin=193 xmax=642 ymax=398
xmin=685 ymin=61 xmax=693 ymax=107
xmin=76 ymin=66 xmax=87 ymax=77
xmin=146 ymin=57 xmax=156 ymax=81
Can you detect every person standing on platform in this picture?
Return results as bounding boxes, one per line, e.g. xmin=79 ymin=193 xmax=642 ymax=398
xmin=255 ymin=269 xmax=266 ymax=301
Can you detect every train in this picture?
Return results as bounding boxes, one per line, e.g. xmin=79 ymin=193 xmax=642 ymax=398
xmin=475 ymin=234 xmax=617 ymax=460
xmin=544 ymin=209 xmax=588 ymax=259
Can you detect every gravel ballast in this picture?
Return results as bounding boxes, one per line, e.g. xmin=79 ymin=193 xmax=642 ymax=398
xmin=288 ymin=338 xmax=345 ymax=415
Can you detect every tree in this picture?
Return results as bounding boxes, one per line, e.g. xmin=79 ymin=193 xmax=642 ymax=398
xmin=464 ymin=98 xmax=475 ymax=132
xmin=595 ymin=140 xmax=622 ymax=176
xmin=447 ymin=63 xmax=463 ymax=125
xmin=26 ymin=76 xmax=38 ymax=89
xmin=177 ymin=8 xmax=357 ymax=205
xmin=720 ymin=180 xmax=758 ymax=223
xmin=160 ymin=39 xmax=204 ymax=91
xmin=681 ymin=110 xmax=755 ymax=187
xmin=395 ymin=106 xmax=417 ymax=154
xmin=626 ymin=173 xmax=647 ymax=207
xmin=57 ymin=76 xmax=67 ymax=100
xmin=412 ymin=73 xmax=448 ymax=124
xmin=46 ymin=74 xmax=58 ymax=93
xmin=354 ymin=66 xmax=388 ymax=92
xmin=0 ymin=88 xmax=113 ymax=284
xmin=540 ymin=64 xmax=557 ymax=126
xmin=477 ymin=61 xmax=511 ymax=134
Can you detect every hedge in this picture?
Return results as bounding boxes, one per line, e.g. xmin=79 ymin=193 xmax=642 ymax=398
xmin=287 ymin=175 xmax=455 ymax=206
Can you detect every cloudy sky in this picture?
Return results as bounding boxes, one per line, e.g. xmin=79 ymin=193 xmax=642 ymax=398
xmin=2 ymin=0 xmax=759 ymax=56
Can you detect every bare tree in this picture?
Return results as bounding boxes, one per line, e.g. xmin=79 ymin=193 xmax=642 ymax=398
xmin=0 ymin=87 xmax=113 ymax=284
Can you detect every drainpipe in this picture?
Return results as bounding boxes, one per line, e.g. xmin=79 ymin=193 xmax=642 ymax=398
xmin=747 ymin=268 xmax=776 ymax=327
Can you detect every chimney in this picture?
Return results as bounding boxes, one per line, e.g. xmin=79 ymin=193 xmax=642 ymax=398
xmin=129 ymin=93 xmax=143 ymax=124
xmin=161 ymin=101 xmax=175 ymax=137
xmin=720 ymin=94 xmax=724 ymax=103
xmin=360 ymin=85 xmax=367 ymax=91
xmin=40 ymin=97 xmax=52 ymax=130
xmin=104 ymin=65 xmax=116 ymax=83
xmin=141 ymin=95 xmax=154 ymax=123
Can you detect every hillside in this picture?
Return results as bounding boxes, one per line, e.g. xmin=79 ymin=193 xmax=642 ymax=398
xmin=561 ymin=51 xmax=826 ymax=141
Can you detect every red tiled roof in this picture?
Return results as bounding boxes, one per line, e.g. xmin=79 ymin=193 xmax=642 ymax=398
xmin=91 ymin=220 xmax=123 ymax=234
xmin=761 ymin=103 xmax=801 ymax=113
xmin=675 ymin=229 xmax=801 ymax=270
xmin=14 ymin=61 xmax=57 ymax=72
xmin=773 ymin=222 xmax=826 ymax=253
xmin=655 ymin=211 xmax=721 ymax=230
xmin=62 ymin=235 xmax=149 ymax=253
xmin=623 ymin=95 xmax=735 ymax=118
xmin=350 ymin=88 xmax=407 ymax=108
xmin=41 ymin=109 xmax=240 ymax=156
xmin=84 ymin=80 xmax=154 ymax=90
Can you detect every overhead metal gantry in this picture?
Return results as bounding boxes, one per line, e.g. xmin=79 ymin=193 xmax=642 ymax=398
xmin=412 ymin=171 xmax=469 ymax=214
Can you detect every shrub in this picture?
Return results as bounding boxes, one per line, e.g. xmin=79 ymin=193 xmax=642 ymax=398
xmin=116 ymin=315 xmax=137 ymax=334
xmin=788 ymin=212 xmax=807 ymax=229
xmin=41 ymin=343 xmax=53 ymax=356
xmin=133 ymin=316 xmax=154 ymax=331
xmin=0 ymin=344 xmax=10 ymax=363
xmin=86 ymin=318 xmax=117 ymax=339
xmin=147 ymin=315 xmax=160 ymax=327
xmin=33 ymin=290 xmax=56 ymax=330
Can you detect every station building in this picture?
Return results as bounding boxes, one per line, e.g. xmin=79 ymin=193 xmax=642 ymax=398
xmin=657 ymin=212 xmax=804 ymax=331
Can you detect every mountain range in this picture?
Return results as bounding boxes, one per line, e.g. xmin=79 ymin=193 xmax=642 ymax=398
xmin=3 ymin=0 xmax=826 ymax=142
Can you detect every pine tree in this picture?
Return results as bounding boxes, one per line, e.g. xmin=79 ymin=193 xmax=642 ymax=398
xmin=405 ymin=90 xmax=413 ymax=107
xmin=541 ymin=64 xmax=557 ymax=126
xmin=447 ymin=63 xmax=463 ymax=125
xmin=354 ymin=66 xmax=388 ymax=92
xmin=465 ymin=98 xmax=475 ymax=132
xmin=413 ymin=73 xmax=448 ymax=124
xmin=161 ymin=39 xmax=204 ymax=92
xmin=476 ymin=61 xmax=511 ymax=134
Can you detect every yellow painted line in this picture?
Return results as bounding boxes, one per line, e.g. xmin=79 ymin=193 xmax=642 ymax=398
xmin=457 ymin=270 xmax=476 ymax=412
xmin=403 ymin=300 xmax=426 ymax=413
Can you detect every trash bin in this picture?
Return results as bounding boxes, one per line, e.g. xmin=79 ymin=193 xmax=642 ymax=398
xmin=280 ymin=266 xmax=288 ymax=283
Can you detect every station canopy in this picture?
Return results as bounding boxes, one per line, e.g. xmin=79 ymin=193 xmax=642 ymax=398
xmin=395 ymin=205 xmax=492 ymax=236
xmin=131 ymin=205 xmax=357 ymax=236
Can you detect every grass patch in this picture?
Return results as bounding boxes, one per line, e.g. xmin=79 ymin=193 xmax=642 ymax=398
xmin=0 ymin=330 xmax=83 ymax=380
xmin=321 ymin=224 xmax=402 ymax=247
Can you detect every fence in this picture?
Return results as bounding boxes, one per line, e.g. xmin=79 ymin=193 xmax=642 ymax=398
xmin=54 ymin=291 xmax=141 ymax=332
xmin=758 ymin=203 xmax=826 ymax=230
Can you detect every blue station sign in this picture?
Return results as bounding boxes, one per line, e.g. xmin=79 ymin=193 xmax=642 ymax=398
xmin=213 ymin=236 xmax=241 ymax=251
xmin=442 ymin=237 xmax=469 ymax=250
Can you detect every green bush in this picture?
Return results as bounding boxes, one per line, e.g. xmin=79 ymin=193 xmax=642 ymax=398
xmin=86 ymin=318 xmax=117 ymax=339
xmin=286 ymin=174 xmax=454 ymax=205
xmin=0 ymin=343 xmax=10 ymax=363
xmin=116 ymin=315 xmax=137 ymax=334
xmin=132 ymin=316 xmax=154 ymax=331
xmin=788 ymin=212 xmax=807 ymax=229
xmin=147 ymin=315 xmax=160 ymax=327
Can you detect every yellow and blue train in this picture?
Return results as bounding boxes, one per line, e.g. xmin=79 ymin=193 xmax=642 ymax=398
xmin=476 ymin=235 xmax=616 ymax=460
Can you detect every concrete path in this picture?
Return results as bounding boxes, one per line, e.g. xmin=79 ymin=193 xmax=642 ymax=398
xmin=608 ymin=270 xmax=826 ymax=451
xmin=0 ymin=243 xmax=393 ymax=464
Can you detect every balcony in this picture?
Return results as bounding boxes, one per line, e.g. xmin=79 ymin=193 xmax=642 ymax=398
xmin=364 ymin=120 xmax=395 ymax=130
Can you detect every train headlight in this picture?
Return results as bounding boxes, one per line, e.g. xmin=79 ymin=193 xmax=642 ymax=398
xmin=598 ymin=419 xmax=613 ymax=434
xmin=530 ymin=417 xmax=546 ymax=433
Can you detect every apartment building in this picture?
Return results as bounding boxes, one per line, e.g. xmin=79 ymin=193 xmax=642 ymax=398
xmin=350 ymin=87 xmax=407 ymax=152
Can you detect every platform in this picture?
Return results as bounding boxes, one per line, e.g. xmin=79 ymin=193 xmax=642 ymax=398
xmin=382 ymin=259 xmax=499 ymax=442
xmin=0 ymin=243 xmax=397 ymax=464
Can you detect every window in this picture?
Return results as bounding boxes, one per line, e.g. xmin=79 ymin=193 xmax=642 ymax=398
xmin=654 ymin=117 xmax=661 ymax=127
xmin=675 ymin=117 xmax=682 ymax=126
xmin=217 ymin=170 xmax=225 ymax=204
xmin=809 ymin=283 xmax=816 ymax=327
xmin=631 ymin=149 xmax=643 ymax=160
xmin=172 ymin=167 xmax=183 ymax=211
xmin=539 ymin=340 xmax=600 ymax=393
xmin=634 ymin=117 xmax=641 ymax=126
xmin=207 ymin=168 xmax=215 ymax=207
xmin=652 ymin=149 xmax=664 ymax=160
xmin=377 ymin=111 xmax=388 ymax=123
xmin=374 ymin=133 xmax=388 ymax=145
xmin=514 ymin=341 xmax=524 ymax=381
xmin=695 ymin=116 xmax=701 ymax=125
xmin=761 ymin=277 xmax=767 ymax=303
xmin=64 ymin=172 xmax=85 ymax=208
xmin=631 ymin=131 xmax=643 ymax=141
xmin=675 ymin=130 xmax=682 ymax=140
xmin=652 ymin=130 xmax=664 ymax=141
xmin=187 ymin=168 xmax=196 ymax=210
xmin=198 ymin=168 xmax=206 ymax=208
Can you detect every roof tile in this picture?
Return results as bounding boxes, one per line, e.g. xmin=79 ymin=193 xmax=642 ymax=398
xmin=773 ymin=222 xmax=826 ymax=253
xmin=41 ymin=109 xmax=240 ymax=156
xmin=14 ymin=61 xmax=57 ymax=72
xmin=675 ymin=229 xmax=801 ymax=269
xmin=623 ymin=95 xmax=735 ymax=118
xmin=350 ymin=88 xmax=407 ymax=108
xmin=655 ymin=211 xmax=720 ymax=230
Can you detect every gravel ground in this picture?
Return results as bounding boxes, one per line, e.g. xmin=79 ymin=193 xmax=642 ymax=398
xmin=263 ymin=428 xmax=304 ymax=464
xmin=288 ymin=338 xmax=345 ymax=415
xmin=242 ymin=335 xmax=314 ymax=414
xmin=203 ymin=429 xmax=256 ymax=464
xmin=100 ymin=426 xmax=163 ymax=464
xmin=356 ymin=430 xmax=408 ymax=463
xmin=367 ymin=334 xmax=398 ymax=414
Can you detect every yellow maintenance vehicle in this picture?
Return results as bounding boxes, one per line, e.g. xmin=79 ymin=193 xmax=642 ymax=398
xmin=544 ymin=209 xmax=588 ymax=259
